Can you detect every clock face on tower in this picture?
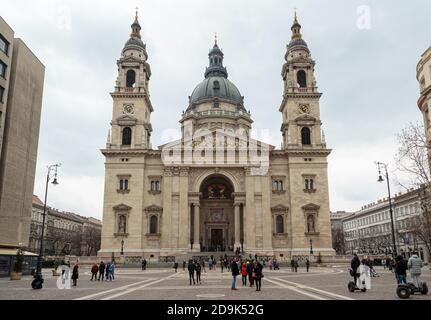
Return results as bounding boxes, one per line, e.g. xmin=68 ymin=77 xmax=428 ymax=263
xmin=123 ymin=104 xmax=134 ymax=114
xmin=299 ymin=104 xmax=310 ymax=114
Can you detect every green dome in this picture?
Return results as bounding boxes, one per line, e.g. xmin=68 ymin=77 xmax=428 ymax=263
xmin=190 ymin=76 xmax=243 ymax=105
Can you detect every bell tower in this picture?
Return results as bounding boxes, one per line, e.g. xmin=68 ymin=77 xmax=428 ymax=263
xmin=279 ymin=12 xmax=326 ymax=150
xmin=107 ymin=10 xmax=154 ymax=150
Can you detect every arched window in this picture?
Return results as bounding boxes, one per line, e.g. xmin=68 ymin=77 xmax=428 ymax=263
xmin=310 ymin=179 xmax=314 ymax=190
xmin=301 ymin=127 xmax=311 ymax=145
xmin=278 ymin=180 xmax=284 ymax=191
xmin=122 ymin=127 xmax=132 ymax=145
xmin=297 ymin=70 xmax=307 ymax=88
xmin=155 ymin=181 xmax=160 ymax=191
xmin=126 ymin=70 xmax=136 ymax=88
xmin=307 ymin=215 xmax=315 ymax=233
xmin=276 ymin=215 xmax=284 ymax=234
xmin=273 ymin=180 xmax=278 ymax=191
xmin=150 ymin=216 xmax=158 ymax=234
xmin=213 ymin=80 xmax=220 ymax=96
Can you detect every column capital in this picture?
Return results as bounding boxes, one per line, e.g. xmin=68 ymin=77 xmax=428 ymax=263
xmin=234 ymin=202 xmax=243 ymax=208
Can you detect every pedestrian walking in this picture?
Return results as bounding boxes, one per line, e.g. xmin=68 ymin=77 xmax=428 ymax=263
xmin=201 ymin=259 xmax=206 ymax=273
xmin=208 ymin=258 xmax=213 ymax=271
xmin=408 ymin=252 xmax=424 ymax=288
xmin=231 ymin=258 xmax=240 ymax=290
xmin=109 ymin=261 xmax=116 ymax=281
xmin=221 ymin=259 xmax=224 ymax=273
xmin=105 ymin=262 xmax=110 ymax=281
xmin=183 ymin=261 xmax=186 ymax=271
xmin=247 ymin=260 xmax=255 ymax=287
xmin=241 ymin=262 xmax=248 ymax=286
xmin=188 ymin=260 xmax=196 ymax=285
xmin=254 ymin=260 xmax=264 ymax=292
xmin=290 ymin=259 xmax=294 ymax=272
xmin=382 ymin=258 xmax=387 ymax=270
xmin=294 ymin=259 xmax=298 ymax=272
xmin=71 ymin=264 xmax=79 ymax=287
xmin=142 ymin=258 xmax=147 ymax=271
xmin=90 ymin=263 xmax=99 ymax=281
xmin=395 ymin=255 xmax=408 ymax=285
xmin=174 ymin=262 xmax=179 ymax=273
xmin=306 ymin=258 xmax=310 ymax=272
xmin=195 ymin=261 xmax=202 ymax=284
xmin=98 ymin=261 xmax=105 ymax=281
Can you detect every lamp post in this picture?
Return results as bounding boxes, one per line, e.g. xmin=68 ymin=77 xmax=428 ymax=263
xmin=376 ymin=162 xmax=397 ymax=257
xmin=32 ymin=163 xmax=61 ymax=289
xmin=310 ymin=239 xmax=314 ymax=255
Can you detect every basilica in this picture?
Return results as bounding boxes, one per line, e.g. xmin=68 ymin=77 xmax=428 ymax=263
xmin=99 ymin=12 xmax=335 ymax=262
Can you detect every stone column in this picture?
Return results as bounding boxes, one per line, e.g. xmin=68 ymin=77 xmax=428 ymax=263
xmin=193 ymin=203 xmax=201 ymax=252
xmin=234 ymin=203 xmax=241 ymax=250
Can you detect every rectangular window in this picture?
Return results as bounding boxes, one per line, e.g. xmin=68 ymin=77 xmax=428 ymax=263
xmin=0 ymin=60 xmax=6 ymax=78
xmin=0 ymin=86 xmax=4 ymax=103
xmin=120 ymin=179 xmax=129 ymax=190
xmin=0 ymin=34 xmax=9 ymax=55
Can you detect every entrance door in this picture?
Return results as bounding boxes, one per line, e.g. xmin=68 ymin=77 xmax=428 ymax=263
xmin=211 ymin=229 xmax=223 ymax=251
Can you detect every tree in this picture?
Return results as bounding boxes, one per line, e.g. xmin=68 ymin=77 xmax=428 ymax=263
xmin=395 ymin=122 xmax=431 ymax=262
xmin=332 ymin=228 xmax=346 ymax=255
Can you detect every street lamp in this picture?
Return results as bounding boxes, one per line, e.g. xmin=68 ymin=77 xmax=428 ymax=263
xmin=310 ymin=239 xmax=314 ymax=255
xmin=31 ymin=163 xmax=61 ymax=289
xmin=376 ymin=162 xmax=397 ymax=258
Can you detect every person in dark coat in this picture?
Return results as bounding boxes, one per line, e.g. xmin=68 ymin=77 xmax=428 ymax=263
xmin=98 ymin=261 xmax=105 ymax=281
xmin=174 ymin=262 xmax=179 ymax=273
xmin=351 ymin=254 xmax=360 ymax=286
xmin=290 ymin=259 xmax=295 ymax=272
xmin=395 ymin=255 xmax=408 ymax=285
xmin=183 ymin=261 xmax=186 ymax=271
xmin=105 ymin=262 xmax=110 ymax=281
xmin=188 ymin=260 xmax=196 ymax=285
xmin=294 ymin=259 xmax=298 ymax=272
xmin=195 ymin=261 xmax=202 ymax=284
xmin=247 ymin=261 xmax=255 ymax=287
xmin=71 ymin=264 xmax=79 ymax=287
xmin=306 ymin=258 xmax=310 ymax=272
xmin=231 ymin=258 xmax=240 ymax=290
xmin=142 ymin=259 xmax=147 ymax=271
xmin=253 ymin=260 xmax=264 ymax=291
xmin=90 ymin=263 xmax=99 ymax=281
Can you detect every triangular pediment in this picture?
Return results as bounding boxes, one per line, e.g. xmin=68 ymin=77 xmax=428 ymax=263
xmin=116 ymin=114 xmax=138 ymax=126
xmin=113 ymin=203 xmax=132 ymax=211
xmin=302 ymin=203 xmax=320 ymax=211
xmin=271 ymin=204 xmax=289 ymax=212
xmin=295 ymin=114 xmax=317 ymax=122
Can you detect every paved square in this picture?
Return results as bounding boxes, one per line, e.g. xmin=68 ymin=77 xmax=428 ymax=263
xmin=0 ymin=266 xmax=430 ymax=300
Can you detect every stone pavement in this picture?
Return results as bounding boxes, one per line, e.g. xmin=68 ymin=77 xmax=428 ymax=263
xmin=0 ymin=266 xmax=430 ymax=300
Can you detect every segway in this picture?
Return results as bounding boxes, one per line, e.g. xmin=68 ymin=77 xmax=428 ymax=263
xmin=348 ymin=269 xmax=367 ymax=292
xmin=397 ymin=281 xmax=428 ymax=299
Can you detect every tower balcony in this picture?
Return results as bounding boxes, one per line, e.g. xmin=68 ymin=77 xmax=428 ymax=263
xmin=286 ymin=87 xmax=318 ymax=94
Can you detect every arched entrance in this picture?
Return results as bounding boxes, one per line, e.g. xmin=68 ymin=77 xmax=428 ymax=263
xmin=197 ymin=175 xmax=235 ymax=252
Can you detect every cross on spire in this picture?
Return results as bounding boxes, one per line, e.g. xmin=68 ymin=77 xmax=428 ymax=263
xmin=214 ymin=32 xmax=218 ymax=46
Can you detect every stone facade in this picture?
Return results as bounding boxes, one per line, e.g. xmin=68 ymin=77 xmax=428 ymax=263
xmin=99 ymin=13 xmax=335 ymax=261
xmin=29 ymin=195 xmax=102 ymax=256
xmin=0 ymin=17 xmax=45 ymax=249
xmin=342 ymin=189 xmax=429 ymax=262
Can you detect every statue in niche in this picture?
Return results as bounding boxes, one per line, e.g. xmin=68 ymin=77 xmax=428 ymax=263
xmin=118 ymin=215 xmax=127 ymax=233
xmin=307 ymin=215 xmax=315 ymax=233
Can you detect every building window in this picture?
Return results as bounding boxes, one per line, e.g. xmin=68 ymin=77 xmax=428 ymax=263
xmin=303 ymin=176 xmax=316 ymax=192
xmin=150 ymin=180 xmax=161 ymax=191
xmin=213 ymin=80 xmax=220 ymax=96
xmin=0 ymin=86 xmax=4 ymax=103
xmin=150 ymin=215 xmax=158 ymax=234
xmin=126 ymin=69 xmax=136 ymax=88
xmin=0 ymin=35 xmax=9 ymax=55
xmin=301 ymin=127 xmax=311 ymax=145
xmin=276 ymin=215 xmax=284 ymax=234
xmin=122 ymin=127 xmax=132 ymax=145
xmin=272 ymin=180 xmax=284 ymax=192
xmin=0 ymin=60 xmax=6 ymax=78
xmin=297 ymin=70 xmax=307 ymax=88
xmin=119 ymin=179 xmax=129 ymax=191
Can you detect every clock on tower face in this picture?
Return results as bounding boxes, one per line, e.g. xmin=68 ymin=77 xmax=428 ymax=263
xmin=123 ymin=104 xmax=134 ymax=114
xmin=299 ymin=104 xmax=310 ymax=114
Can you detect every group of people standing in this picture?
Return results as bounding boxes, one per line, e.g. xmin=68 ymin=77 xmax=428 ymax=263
xmin=290 ymin=258 xmax=311 ymax=272
xmin=350 ymin=252 xmax=426 ymax=291
xmin=234 ymin=258 xmax=264 ymax=291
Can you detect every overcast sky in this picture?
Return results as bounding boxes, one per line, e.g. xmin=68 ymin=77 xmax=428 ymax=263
xmin=1 ymin=0 xmax=429 ymax=219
